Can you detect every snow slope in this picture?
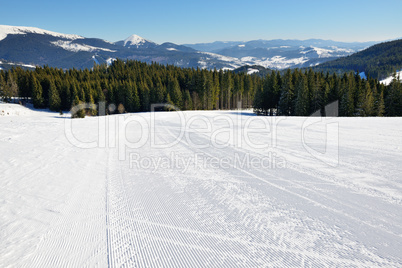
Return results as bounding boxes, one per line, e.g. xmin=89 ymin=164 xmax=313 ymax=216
xmin=0 ymin=105 xmax=401 ymax=266
xmin=51 ymin=40 xmax=117 ymax=53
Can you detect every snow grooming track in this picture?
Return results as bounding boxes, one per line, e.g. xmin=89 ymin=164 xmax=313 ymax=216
xmin=106 ymin=147 xmax=139 ymax=267
xmin=106 ymin=149 xmax=111 ymax=267
xmin=152 ymin=111 xmax=402 ymax=266
xmin=25 ymin=148 xmax=108 ymax=267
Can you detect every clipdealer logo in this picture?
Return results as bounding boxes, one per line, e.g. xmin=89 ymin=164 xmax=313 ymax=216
xmin=64 ymin=101 xmax=339 ymax=167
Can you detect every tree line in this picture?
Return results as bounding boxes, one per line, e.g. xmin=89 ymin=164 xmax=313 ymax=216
xmin=254 ymin=68 xmax=401 ymax=117
xmin=0 ymin=59 xmax=401 ymax=117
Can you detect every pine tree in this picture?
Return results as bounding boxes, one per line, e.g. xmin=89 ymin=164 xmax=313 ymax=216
xmin=30 ymin=73 xmax=44 ymax=108
xmin=213 ymin=73 xmax=220 ymax=109
xmin=165 ymin=93 xmax=174 ymax=111
xmin=243 ymin=74 xmax=253 ymax=108
xmin=224 ymin=71 xmax=233 ymax=109
xmin=94 ymin=81 xmax=105 ymax=103
xmin=253 ymin=84 xmax=263 ymax=114
xmin=359 ymin=81 xmax=375 ymax=116
xmin=309 ymin=74 xmax=322 ymax=114
xmin=48 ymin=80 xmax=61 ymax=111
xmin=340 ymin=87 xmax=355 ymax=116
xmin=184 ymin=90 xmax=193 ymax=110
xmin=340 ymin=73 xmax=356 ymax=116
xmin=278 ymin=69 xmax=294 ymax=115
xmin=295 ymin=75 xmax=309 ymax=116
xmin=139 ymin=81 xmax=150 ymax=111
xmin=69 ymin=81 xmax=78 ymax=108
xmin=131 ymin=82 xmax=140 ymax=112
xmin=1 ymin=73 xmax=18 ymax=102
xmin=60 ymin=80 xmax=71 ymax=111
xmin=88 ymin=94 xmax=97 ymax=116
xmin=268 ymin=71 xmax=281 ymax=115
xmin=376 ymin=89 xmax=385 ymax=116
xmin=385 ymin=77 xmax=402 ymax=116
xmin=168 ymin=76 xmax=183 ymax=109
xmin=7 ymin=73 xmax=19 ymax=101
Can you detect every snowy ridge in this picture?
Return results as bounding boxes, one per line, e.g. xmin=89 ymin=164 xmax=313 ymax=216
xmin=197 ymin=52 xmax=244 ymax=70
xmin=51 ymin=40 xmax=117 ymax=53
xmin=0 ymin=25 xmax=83 ymax=42
xmin=300 ymin=46 xmax=355 ymax=58
xmin=256 ymin=56 xmax=309 ymax=69
xmin=239 ymin=56 xmax=309 ymax=70
xmin=199 ymin=51 xmax=241 ymax=63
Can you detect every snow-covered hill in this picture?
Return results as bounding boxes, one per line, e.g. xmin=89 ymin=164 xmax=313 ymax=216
xmin=0 ymin=25 xmax=83 ymax=42
xmin=1 ymin=108 xmax=401 ymax=266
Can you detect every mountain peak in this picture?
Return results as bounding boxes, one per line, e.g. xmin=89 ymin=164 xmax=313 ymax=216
xmin=123 ymin=34 xmax=155 ymax=48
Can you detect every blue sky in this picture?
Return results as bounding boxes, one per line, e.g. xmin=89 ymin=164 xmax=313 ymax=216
xmin=1 ymin=0 xmax=401 ymax=44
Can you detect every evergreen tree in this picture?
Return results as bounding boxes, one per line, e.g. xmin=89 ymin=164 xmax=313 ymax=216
xmin=309 ymin=74 xmax=322 ymax=114
xmin=60 ymin=80 xmax=71 ymax=111
xmin=278 ymin=69 xmax=294 ymax=115
xmin=376 ymin=87 xmax=385 ymax=116
xmin=385 ymin=76 xmax=402 ymax=116
xmin=295 ymin=75 xmax=309 ymax=116
xmin=213 ymin=72 xmax=220 ymax=109
xmin=139 ymin=81 xmax=150 ymax=111
xmin=184 ymin=90 xmax=193 ymax=110
xmin=88 ymin=94 xmax=97 ymax=116
xmin=359 ymin=81 xmax=375 ymax=116
xmin=165 ymin=93 xmax=174 ymax=110
xmin=1 ymin=73 xmax=18 ymax=102
xmin=169 ymin=76 xmax=183 ymax=109
xmin=340 ymin=73 xmax=356 ymax=116
xmin=30 ymin=73 xmax=44 ymax=108
xmin=253 ymin=84 xmax=264 ymax=114
xmin=48 ymin=79 xmax=61 ymax=111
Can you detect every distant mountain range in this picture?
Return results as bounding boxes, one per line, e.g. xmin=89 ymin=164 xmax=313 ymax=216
xmin=0 ymin=25 xmax=396 ymax=77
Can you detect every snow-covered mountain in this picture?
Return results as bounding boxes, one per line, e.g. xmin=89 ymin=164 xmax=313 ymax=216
xmin=0 ymin=25 xmax=383 ymax=71
xmin=114 ymin=34 xmax=157 ymax=49
xmin=0 ymin=25 xmax=83 ymax=42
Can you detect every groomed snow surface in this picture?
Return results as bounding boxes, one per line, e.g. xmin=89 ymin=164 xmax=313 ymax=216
xmin=1 ymin=103 xmax=401 ymax=267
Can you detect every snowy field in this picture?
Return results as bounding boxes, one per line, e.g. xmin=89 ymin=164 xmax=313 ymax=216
xmin=1 ymin=103 xmax=401 ymax=267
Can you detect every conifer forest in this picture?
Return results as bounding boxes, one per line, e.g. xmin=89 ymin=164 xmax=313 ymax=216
xmin=0 ymin=59 xmax=401 ymax=117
